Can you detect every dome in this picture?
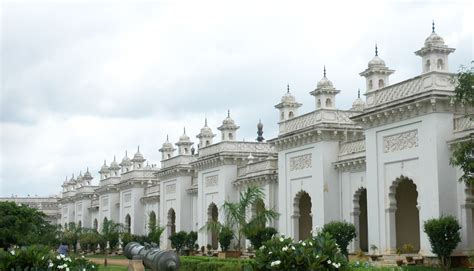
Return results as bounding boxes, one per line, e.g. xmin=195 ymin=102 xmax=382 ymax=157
xmin=162 ymin=138 xmax=174 ymax=149
xmin=317 ymin=76 xmax=334 ymax=89
xmin=99 ymin=161 xmax=110 ymax=173
xmin=133 ymin=147 xmax=145 ymax=160
xmin=424 ymin=32 xmax=445 ymax=47
xmin=109 ymin=156 xmax=121 ymax=170
xmin=199 ymin=119 xmax=214 ymax=137
xmin=368 ymin=55 xmax=386 ymax=68
xmin=257 ymin=120 xmax=263 ymax=129
xmin=68 ymin=174 xmax=77 ymax=184
xmin=120 ymin=151 xmax=132 ymax=166
xmin=83 ymin=168 xmax=93 ymax=180
xmin=222 ymin=116 xmax=235 ymax=126
xmin=179 ymin=128 xmax=191 ymax=142
xmin=352 ymin=90 xmax=366 ymax=111
xmin=281 ymin=92 xmax=296 ymax=103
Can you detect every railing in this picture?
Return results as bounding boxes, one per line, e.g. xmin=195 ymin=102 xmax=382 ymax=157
xmin=365 ymin=71 xmax=454 ymax=108
xmin=237 ymin=159 xmax=278 ymax=177
xmin=454 ymin=115 xmax=474 ymax=132
xmin=199 ymin=141 xmax=275 ymax=157
xmin=121 ymin=169 xmax=158 ymax=180
xmin=278 ymin=109 xmax=355 ymax=135
xmin=161 ymin=155 xmax=196 ymax=169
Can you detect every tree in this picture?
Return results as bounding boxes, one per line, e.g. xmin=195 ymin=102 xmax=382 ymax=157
xmin=424 ymin=216 xmax=461 ymax=269
xmin=0 ymin=201 xmax=59 ymax=248
xmin=321 ymin=221 xmax=357 ymax=258
xmin=100 ymin=220 xmax=124 ymax=266
xmin=147 ymin=218 xmax=164 ymax=246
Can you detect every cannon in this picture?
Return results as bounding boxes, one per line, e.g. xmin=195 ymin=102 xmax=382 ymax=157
xmin=124 ymin=242 xmax=180 ymax=271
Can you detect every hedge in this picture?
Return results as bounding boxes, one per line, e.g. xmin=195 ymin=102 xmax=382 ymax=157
xmin=180 ymin=256 xmax=255 ymax=271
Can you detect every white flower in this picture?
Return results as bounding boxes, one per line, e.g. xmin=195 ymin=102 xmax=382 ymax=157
xmin=302 ymin=242 xmax=306 ymax=246
xmin=48 ymin=262 xmax=54 ymax=268
xmin=41 ymin=256 xmax=45 ymax=260
xmin=332 ymin=262 xmax=341 ymax=268
xmin=260 ymin=245 xmax=266 ymax=250
xmin=81 ymin=255 xmax=85 ymax=258
xmin=10 ymin=250 xmax=15 ymax=256
xmin=60 ymin=254 xmax=65 ymax=259
xmin=309 ymin=242 xmax=313 ymax=246
xmin=282 ymin=246 xmax=288 ymax=252
xmin=279 ymin=237 xmax=284 ymax=242
xmin=268 ymin=251 xmax=272 ymax=255
xmin=316 ymin=255 xmax=319 ymax=258
xmin=291 ymin=246 xmax=296 ymax=250
xmin=328 ymin=259 xmax=332 ymax=264
xmin=57 ymin=255 xmax=61 ymax=260
xmin=66 ymin=268 xmax=70 ymax=271
xmin=270 ymin=260 xmax=281 ymax=267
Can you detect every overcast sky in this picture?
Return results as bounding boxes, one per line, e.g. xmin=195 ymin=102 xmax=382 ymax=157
xmin=1 ymin=0 xmax=472 ymax=197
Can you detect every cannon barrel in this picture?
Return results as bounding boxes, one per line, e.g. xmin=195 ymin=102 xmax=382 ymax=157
xmin=124 ymin=242 xmax=180 ymax=271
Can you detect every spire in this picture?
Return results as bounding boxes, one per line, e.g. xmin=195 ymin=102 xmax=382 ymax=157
xmin=113 ymin=155 xmax=116 ymax=162
xmin=205 ymin=118 xmax=208 ymax=127
xmin=432 ymin=20 xmax=435 ymax=33
xmin=137 ymin=145 xmax=140 ymax=153
xmin=358 ymin=88 xmax=360 ymax=98
xmin=375 ymin=43 xmax=378 ymax=56
xmin=323 ymin=65 xmax=326 ymax=77
xmin=227 ymin=109 xmax=230 ymax=117
xmin=104 ymin=160 xmax=106 ymax=165
xmin=183 ymin=127 xmax=186 ymax=134
xmin=287 ymin=84 xmax=290 ymax=93
xmin=256 ymin=119 xmax=264 ymax=142
xmin=125 ymin=150 xmax=128 ymax=157
xmin=166 ymin=134 xmax=169 ymax=141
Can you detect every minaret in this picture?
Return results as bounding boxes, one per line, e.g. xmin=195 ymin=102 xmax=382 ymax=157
xmin=415 ymin=21 xmax=455 ymax=73
xmin=359 ymin=45 xmax=395 ymax=92
xmin=351 ymin=89 xmax=366 ymax=112
xmin=310 ymin=66 xmax=340 ymax=109
xmin=217 ymin=110 xmax=240 ymax=141
xmin=98 ymin=160 xmax=110 ymax=180
xmin=256 ymin=120 xmax=264 ymax=142
xmin=131 ymin=146 xmax=146 ymax=169
xmin=159 ymin=135 xmax=176 ymax=160
xmin=274 ymin=84 xmax=302 ymax=121
xmin=109 ymin=156 xmax=121 ymax=176
xmin=83 ymin=168 xmax=93 ymax=185
xmin=196 ymin=118 xmax=216 ymax=148
xmin=120 ymin=151 xmax=132 ymax=173
xmin=176 ymin=128 xmax=194 ymax=155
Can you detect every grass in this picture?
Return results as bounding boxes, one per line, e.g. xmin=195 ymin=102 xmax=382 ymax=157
xmin=97 ymin=265 xmax=128 ymax=271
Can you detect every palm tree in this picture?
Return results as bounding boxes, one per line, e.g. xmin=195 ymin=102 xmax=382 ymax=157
xmin=100 ymin=220 xmax=124 ymax=266
xmin=202 ymin=186 xmax=279 ymax=252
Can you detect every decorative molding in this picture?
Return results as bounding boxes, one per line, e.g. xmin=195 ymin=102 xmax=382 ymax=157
xmin=289 ymin=154 xmax=312 ymax=171
xmin=123 ymin=193 xmax=131 ymax=203
xmin=166 ymin=184 xmax=176 ymax=195
xmin=205 ymin=175 xmax=218 ymax=188
xmin=383 ymin=130 xmax=418 ymax=153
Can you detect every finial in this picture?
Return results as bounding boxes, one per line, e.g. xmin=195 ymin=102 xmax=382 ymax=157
xmin=432 ymin=20 xmax=435 ymax=33
xmin=137 ymin=145 xmax=140 ymax=152
xmin=113 ymin=155 xmax=116 ymax=162
xmin=375 ymin=43 xmax=378 ymax=56
xmin=125 ymin=150 xmax=128 ymax=157
xmin=166 ymin=134 xmax=169 ymax=141
xmin=183 ymin=127 xmax=186 ymax=134
xmin=358 ymin=89 xmax=360 ymax=98
xmin=287 ymin=84 xmax=290 ymax=93
xmin=103 ymin=160 xmax=106 ymax=165
xmin=323 ymin=65 xmax=326 ymax=77
xmin=227 ymin=109 xmax=230 ymax=117
xmin=205 ymin=117 xmax=208 ymax=126
xmin=86 ymin=167 xmax=89 ymax=172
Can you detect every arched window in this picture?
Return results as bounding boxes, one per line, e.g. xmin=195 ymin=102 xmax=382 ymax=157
xmin=425 ymin=60 xmax=431 ymax=72
xmin=325 ymin=98 xmax=332 ymax=107
xmin=437 ymin=59 xmax=444 ymax=70
xmin=93 ymin=219 xmax=98 ymax=231
xmin=368 ymin=80 xmax=373 ymax=90
xmin=78 ymin=220 xmax=82 ymax=228
xmin=228 ymin=133 xmax=233 ymax=140
xmin=184 ymin=148 xmax=188 ymax=154
xmin=125 ymin=214 xmax=131 ymax=234
xmin=167 ymin=154 xmax=171 ymax=158
xmin=281 ymin=112 xmax=284 ymax=120
xmin=148 ymin=211 xmax=156 ymax=232
xmin=317 ymin=99 xmax=321 ymax=108
xmin=205 ymin=140 xmax=210 ymax=146
xmin=378 ymin=79 xmax=384 ymax=88
xmin=289 ymin=111 xmax=294 ymax=118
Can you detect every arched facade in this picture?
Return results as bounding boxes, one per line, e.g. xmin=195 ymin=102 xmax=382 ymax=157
xmin=207 ymin=203 xmax=218 ymax=249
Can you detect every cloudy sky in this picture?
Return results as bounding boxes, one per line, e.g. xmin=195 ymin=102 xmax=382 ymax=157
xmin=1 ymin=0 xmax=472 ymax=197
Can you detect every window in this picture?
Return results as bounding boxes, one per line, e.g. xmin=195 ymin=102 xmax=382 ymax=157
xmin=228 ymin=133 xmax=233 ymax=140
xmin=369 ymin=80 xmax=373 ymax=90
xmin=378 ymin=79 xmax=384 ymax=88
xmin=289 ymin=111 xmax=294 ymax=118
xmin=325 ymin=98 xmax=332 ymax=107
xmin=206 ymin=140 xmax=210 ymax=146
xmin=317 ymin=99 xmax=321 ymax=108
xmin=437 ymin=59 xmax=444 ymax=70
xmin=167 ymin=154 xmax=171 ymax=158
xmin=425 ymin=60 xmax=431 ymax=72
xmin=281 ymin=112 xmax=284 ymax=120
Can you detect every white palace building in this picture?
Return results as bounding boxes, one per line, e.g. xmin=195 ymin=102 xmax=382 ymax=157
xmin=6 ymin=26 xmax=473 ymax=256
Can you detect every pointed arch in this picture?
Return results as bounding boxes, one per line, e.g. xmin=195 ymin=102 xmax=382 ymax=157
xmin=207 ymin=203 xmax=219 ymax=249
xmin=353 ymin=187 xmax=368 ymax=252
xmin=93 ymin=218 xmax=98 ymax=231
xmin=293 ymin=190 xmax=312 ymax=241
xmin=125 ymin=214 xmax=131 ymax=234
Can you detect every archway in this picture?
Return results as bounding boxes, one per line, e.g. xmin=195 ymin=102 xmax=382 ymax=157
xmin=93 ymin=219 xmax=98 ymax=231
xmin=102 ymin=217 xmax=108 ymax=231
xmin=294 ymin=191 xmax=312 ymax=241
xmin=391 ymin=176 xmax=420 ymax=252
xmin=125 ymin=214 xmax=131 ymax=234
xmin=207 ymin=203 xmax=218 ymax=249
xmin=353 ymin=188 xmax=368 ymax=252
xmin=167 ymin=208 xmax=176 ymax=236
xmin=149 ymin=211 xmax=157 ymax=232
xmin=78 ymin=220 xmax=82 ymax=229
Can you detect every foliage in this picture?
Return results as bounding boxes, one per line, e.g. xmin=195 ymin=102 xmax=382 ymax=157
xmin=169 ymin=231 xmax=188 ymax=254
xmin=0 ymin=201 xmax=60 ymax=249
xmin=100 ymin=220 xmax=124 ymax=251
xmin=423 ymin=216 xmax=462 ymax=268
xmin=0 ymin=245 xmax=97 ymax=270
xmin=254 ymin=232 xmax=348 ymax=270
xmin=402 ymin=243 xmax=415 ymax=254
xmin=246 ymin=227 xmax=277 ymax=249
xmin=180 ymin=256 xmax=255 ymax=271
xmin=218 ymin=226 xmax=234 ymax=251
xmin=321 ymin=221 xmax=357 ymax=258
xmin=185 ymin=231 xmax=198 ymax=251
xmin=450 ymin=140 xmax=474 ymax=185
xmin=79 ymin=230 xmax=103 ymax=252
xmin=453 ymin=62 xmax=474 ymax=106
xmin=147 ymin=223 xmax=165 ymax=246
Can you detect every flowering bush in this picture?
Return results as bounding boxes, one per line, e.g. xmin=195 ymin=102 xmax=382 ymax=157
xmin=254 ymin=231 xmax=348 ymax=270
xmin=321 ymin=221 xmax=356 ymax=258
xmin=0 ymin=245 xmax=97 ymax=270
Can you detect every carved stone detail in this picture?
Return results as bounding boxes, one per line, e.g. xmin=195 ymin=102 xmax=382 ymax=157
xmin=289 ymin=154 xmax=312 ymax=171
xmin=205 ymin=175 xmax=218 ymax=187
xmin=166 ymin=184 xmax=176 ymax=195
xmin=383 ymin=130 xmax=418 ymax=153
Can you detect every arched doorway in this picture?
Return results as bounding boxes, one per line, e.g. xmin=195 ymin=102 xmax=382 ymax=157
xmin=167 ymin=208 xmax=176 ymax=236
xmin=78 ymin=220 xmax=82 ymax=229
xmin=207 ymin=203 xmax=218 ymax=249
xmin=93 ymin=219 xmax=98 ymax=231
xmin=294 ymin=191 xmax=312 ymax=241
xmin=353 ymin=188 xmax=368 ymax=252
xmin=125 ymin=214 xmax=131 ymax=234
xmin=392 ymin=176 xmax=420 ymax=252
xmin=149 ymin=211 xmax=157 ymax=233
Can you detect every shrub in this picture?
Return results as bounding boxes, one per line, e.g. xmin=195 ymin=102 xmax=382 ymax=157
xmin=255 ymin=232 xmax=348 ymax=270
xmin=246 ymin=227 xmax=277 ymax=249
xmin=170 ymin=231 xmax=188 ymax=254
xmin=218 ymin=226 xmax=234 ymax=251
xmin=424 ymin=215 xmax=461 ymax=268
xmin=79 ymin=231 xmax=103 ymax=252
xmin=321 ymin=221 xmax=357 ymax=258
xmin=185 ymin=231 xmax=198 ymax=251
xmin=148 ymin=225 xmax=165 ymax=246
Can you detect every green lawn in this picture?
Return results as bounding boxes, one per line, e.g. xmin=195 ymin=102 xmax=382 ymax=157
xmin=97 ymin=265 xmax=128 ymax=271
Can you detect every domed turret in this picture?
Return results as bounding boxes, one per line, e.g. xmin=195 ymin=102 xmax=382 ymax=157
xmin=197 ymin=118 xmax=216 ymax=148
xmin=217 ymin=110 xmax=240 ymax=141
xmin=109 ymin=156 xmax=121 ymax=176
xmin=120 ymin=151 xmax=132 ymax=172
xmin=275 ymin=84 xmax=302 ymax=121
xmin=83 ymin=168 xmax=93 ymax=185
xmin=360 ymin=45 xmax=395 ymax=92
xmin=415 ymin=21 xmax=455 ymax=73
xmin=176 ymin=128 xmax=194 ymax=155
xmin=310 ymin=66 xmax=340 ymax=109
xmin=159 ymin=135 xmax=176 ymax=160
xmin=351 ymin=89 xmax=366 ymax=112
xmin=99 ymin=160 xmax=110 ymax=180
xmin=131 ymin=146 xmax=146 ymax=169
